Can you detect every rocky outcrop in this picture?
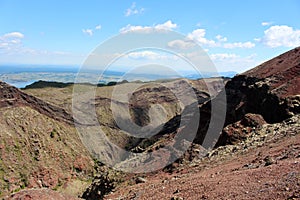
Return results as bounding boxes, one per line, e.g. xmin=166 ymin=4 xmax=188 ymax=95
xmin=215 ymin=113 xmax=267 ymax=146
xmin=223 ymin=75 xmax=292 ymax=124
xmin=142 ymin=47 xmax=300 ymax=151
xmin=212 ymin=47 xmax=300 ymax=146
xmin=105 ymin=114 xmax=300 ymax=199
xmin=81 ymin=174 xmax=115 ymax=200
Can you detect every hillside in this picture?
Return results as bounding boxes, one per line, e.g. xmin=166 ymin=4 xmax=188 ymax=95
xmin=243 ymin=47 xmax=300 ymax=98
xmin=0 ymin=82 xmax=94 ymax=198
xmin=1 ymin=47 xmax=299 ymax=199
xmin=96 ymin=47 xmax=300 ymax=199
xmin=0 ymin=77 xmax=225 ymax=198
xmin=24 ymin=78 xmax=226 ymax=151
xmin=216 ymin=47 xmax=300 ymax=146
xmin=106 ymin=114 xmax=300 ymax=199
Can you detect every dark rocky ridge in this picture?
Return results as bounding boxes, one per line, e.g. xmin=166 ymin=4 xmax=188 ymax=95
xmin=134 ymin=47 xmax=300 ymax=152
xmin=23 ymin=80 xmax=74 ymax=89
xmin=223 ymin=75 xmax=293 ymax=124
xmin=0 ymin=81 xmax=74 ymax=125
xmin=213 ymin=47 xmax=300 ymax=146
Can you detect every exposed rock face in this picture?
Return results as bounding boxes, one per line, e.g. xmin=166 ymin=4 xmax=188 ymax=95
xmin=124 ymin=47 xmax=300 ymax=151
xmin=223 ymin=75 xmax=291 ymax=124
xmin=196 ymin=47 xmax=300 ymax=147
xmin=215 ymin=113 xmax=267 ymax=146
xmin=81 ymin=174 xmax=115 ymax=200
xmin=129 ymin=85 xmax=181 ymax=127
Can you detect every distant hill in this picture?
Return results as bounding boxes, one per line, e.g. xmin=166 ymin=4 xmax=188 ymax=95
xmin=23 ymin=80 xmax=74 ymax=89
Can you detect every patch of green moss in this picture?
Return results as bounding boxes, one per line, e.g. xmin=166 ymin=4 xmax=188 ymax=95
xmin=50 ymin=129 xmax=62 ymax=141
xmin=20 ymin=173 xmax=29 ymax=187
xmin=50 ymin=129 xmax=57 ymax=138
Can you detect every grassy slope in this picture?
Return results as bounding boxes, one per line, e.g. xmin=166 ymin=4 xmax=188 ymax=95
xmin=0 ymin=106 xmax=94 ymax=197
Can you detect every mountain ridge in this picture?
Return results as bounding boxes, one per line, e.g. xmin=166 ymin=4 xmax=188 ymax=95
xmin=1 ymin=47 xmax=299 ymax=199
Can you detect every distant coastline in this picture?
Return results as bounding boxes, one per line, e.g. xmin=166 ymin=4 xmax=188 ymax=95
xmin=0 ymin=65 xmax=236 ymax=88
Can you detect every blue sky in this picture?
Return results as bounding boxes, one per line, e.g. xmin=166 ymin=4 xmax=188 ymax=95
xmin=0 ymin=0 xmax=300 ymax=73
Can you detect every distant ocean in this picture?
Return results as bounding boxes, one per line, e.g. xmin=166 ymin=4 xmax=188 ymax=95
xmin=0 ymin=65 xmax=123 ymax=88
xmin=0 ymin=65 xmax=236 ymax=88
xmin=8 ymin=81 xmax=37 ymax=88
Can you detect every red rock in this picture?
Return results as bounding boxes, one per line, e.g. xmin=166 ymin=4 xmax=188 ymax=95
xmin=216 ymin=114 xmax=267 ymax=146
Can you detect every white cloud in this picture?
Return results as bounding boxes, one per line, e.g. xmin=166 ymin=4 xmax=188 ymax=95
xmin=125 ymin=2 xmax=144 ymax=17
xmin=261 ymin=25 xmax=300 ymax=48
xmin=126 ymin=50 xmax=179 ymax=61
xmin=168 ymin=29 xmax=254 ymax=50
xmin=167 ymin=39 xmax=195 ymax=49
xmin=187 ymin=29 xmax=254 ymax=49
xmin=82 ymin=25 xmax=102 ymax=36
xmin=216 ymin=35 xmax=227 ymax=42
xmin=82 ymin=29 xmax=93 ymax=36
xmin=95 ymin=25 xmax=102 ymax=30
xmin=127 ymin=51 xmax=161 ymax=60
xmin=223 ymin=41 xmax=255 ymax=49
xmin=210 ymin=53 xmax=258 ymax=72
xmin=120 ymin=20 xmax=178 ymax=33
xmin=187 ymin=29 xmax=217 ymax=47
xmin=261 ymin=22 xmax=273 ymax=26
xmin=155 ymin=20 xmax=178 ymax=30
xmin=0 ymin=32 xmax=83 ymax=65
xmin=210 ymin=53 xmax=239 ymax=60
xmin=3 ymin=32 xmax=24 ymax=39
xmin=120 ymin=24 xmax=152 ymax=33
xmin=0 ymin=32 xmax=24 ymax=51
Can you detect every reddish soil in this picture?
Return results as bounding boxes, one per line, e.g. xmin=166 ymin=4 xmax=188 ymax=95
xmin=106 ymin=123 xmax=300 ymax=200
xmin=7 ymin=188 xmax=82 ymax=200
xmin=243 ymin=47 xmax=300 ymax=98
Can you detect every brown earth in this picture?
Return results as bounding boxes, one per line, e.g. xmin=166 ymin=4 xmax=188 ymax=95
xmin=105 ymin=115 xmax=300 ymax=200
xmin=7 ymin=188 xmax=83 ymax=200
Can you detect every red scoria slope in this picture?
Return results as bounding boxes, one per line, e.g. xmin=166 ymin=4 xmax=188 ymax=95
xmin=243 ymin=47 xmax=300 ymax=98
